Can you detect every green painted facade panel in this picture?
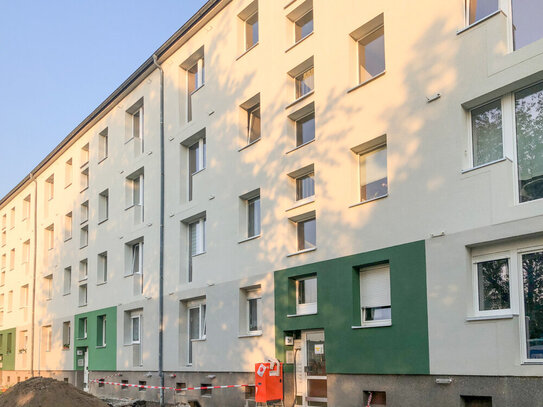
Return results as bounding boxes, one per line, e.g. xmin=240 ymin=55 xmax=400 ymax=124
xmin=274 ymin=240 xmax=429 ymax=375
xmin=0 ymin=328 xmax=16 ymax=371
xmin=74 ymin=306 xmax=117 ymax=371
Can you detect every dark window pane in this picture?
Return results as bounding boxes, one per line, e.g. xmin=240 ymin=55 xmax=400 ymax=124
xmin=297 ymin=218 xmax=316 ymax=250
xmin=471 ymin=99 xmax=503 ymax=167
xmin=468 ymin=0 xmax=499 ymax=25
xmin=295 ymin=11 xmax=313 ymax=42
xmin=512 ymin=0 xmax=543 ymax=50
xmin=477 ymin=259 xmax=510 ymax=311
xmin=359 ymin=26 xmax=385 ymax=82
xmin=296 ymin=113 xmax=315 ymax=146
xmin=296 ymin=173 xmax=315 ymax=200
xmin=522 ymin=251 xmax=543 ymax=359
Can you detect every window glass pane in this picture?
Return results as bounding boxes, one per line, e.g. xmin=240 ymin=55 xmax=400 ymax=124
xmin=298 ymin=218 xmax=316 ymax=251
xmin=360 ymin=265 xmax=391 ymax=322
xmin=296 ymin=173 xmax=315 ymax=200
xmin=190 ymin=223 xmax=197 ymax=256
xmin=295 ymin=11 xmax=313 ymax=42
xmin=189 ymin=142 xmax=200 ymax=175
xmin=522 ymin=251 xmax=543 ymax=359
xmin=188 ymin=63 xmax=198 ymax=94
xmin=364 ymin=306 xmax=391 ymax=321
xmin=515 ymin=83 xmax=543 ymax=203
xmin=201 ymin=304 xmax=206 ymax=337
xmin=360 ymin=145 xmax=388 ymax=201
xmin=189 ymin=308 xmax=200 ymax=340
xmin=298 ymin=277 xmax=317 ymax=304
xmin=133 ymin=111 xmax=140 ymax=139
xmin=477 ymin=258 xmax=510 ymax=311
xmin=248 ymin=298 xmax=259 ymax=331
xmin=512 ymin=0 xmax=543 ymax=50
xmin=295 ymin=68 xmax=314 ymax=99
xmin=296 ymin=113 xmax=315 ymax=146
xmin=471 ymin=100 xmax=503 ymax=167
xmin=248 ymin=197 xmax=261 ymax=237
xmin=132 ymin=244 xmax=140 ymax=274
xmin=132 ymin=317 xmax=140 ymax=342
xmin=246 ymin=13 xmax=258 ymax=49
xmin=359 ymin=26 xmax=385 ymax=82
xmin=248 ymin=106 xmax=261 ymax=143
xmin=468 ymin=0 xmax=499 ymax=25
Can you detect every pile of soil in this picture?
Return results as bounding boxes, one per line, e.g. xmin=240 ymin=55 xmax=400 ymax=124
xmin=0 ymin=377 xmax=109 ymax=407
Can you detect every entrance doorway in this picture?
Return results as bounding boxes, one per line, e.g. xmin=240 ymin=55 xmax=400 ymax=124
xmin=295 ymin=330 xmax=327 ymax=406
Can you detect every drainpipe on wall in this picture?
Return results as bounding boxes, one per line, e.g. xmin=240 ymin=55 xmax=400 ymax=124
xmin=30 ymin=175 xmax=37 ymax=377
xmin=152 ymin=53 xmax=165 ymax=407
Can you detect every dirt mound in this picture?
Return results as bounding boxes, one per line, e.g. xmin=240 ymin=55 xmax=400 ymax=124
xmin=0 ymin=376 xmax=109 ymax=407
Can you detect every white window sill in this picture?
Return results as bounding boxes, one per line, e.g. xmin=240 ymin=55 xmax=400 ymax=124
xmin=286 ymin=197 xmax=315 ymax=212
xmin=465 ymin=314 xmax=515 ymax=322
xmin=96 ymin=345 xmax=106 ymax=349
xmin=192 ymin=168 xmax=206 ymax=177
xmin=238 ymin=332 xmax=262 ymax=338
xmin=192 ymin=251 xmax=207 ymax=258
xmin=190 ymin=84 xmax=205 ymax=96
xmin=80 ymin=220 xmax=88 ymax=226
xmin=63 ymin=292 xmax=71 ymax=296
xmin=98 ymin=218 xmax=108 ymax=225
xmin=285 ymin=138 xmax=315 ymax=155
xmin=521 ymin=360 xmax=543 ymax=365
xmin=456 ymin=10 xmax=503 ymax=35
xmin=287 ymin=247 xmax=316 ymax=257
xmin=349 ymin=194 xmax=388 ymax=208
xmin=236 ymin=42 xmax=259 ymax=61
xmin=285 ymin=90 xmax=314 ymax=110
xmin=80 ymin=161 xmax=89 ymax=169
xmin=78 ymin=304 xmax=87 ymax=308
xmin=352 ymin=321 xmax=392 ymax=329
xmin=80 ymin=187 xmax=89 ymax=193
xmin=64 ymin=237 xmax=72 ymax=243
xmin=238 ymin=234 xmax=261 ymax=244
xmin=65 ymin=183 xmax=72 ymax=189
xmin=191 ymin=338 xmax=206 ymax=342
xmin=98 ymin=157 xmax=107 ymax=165
xmin=285 ymin=32 xmax=314 ymax=53
xmin=96 ymin=281 xmax=107 ymax=286
xmin=461 ymin=157 xmax=508 ymax=174
xmin=287 ymin=312 xmax=318 ymax=318
xmin=347 ymin=71 xmax=386 ymax=94
xmin=238 ymin=138 xmax=261 ymax=152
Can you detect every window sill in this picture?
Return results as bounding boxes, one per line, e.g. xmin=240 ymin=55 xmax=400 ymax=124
xmin=64 ymin=237 xmax=72 ymax=243
xmin=285 ymin=32 xmax=314 ymax=53
xmin=80 ymin=187 xmax=89 ymax=193
xmin=352 ymin=321 xmax=392 ymax=329
xmin=192 ymin=168 xmax=206 ymax=177
xmin=78 ymin=304 xmax=88 ymax=308
xmin=349 ymin=194 xmax=388 ymax=208
xmin=80 ymin=220 xmax=88 ymax=226
xmin=238 ymin=138 xmax=261 ymax=152
xmin=191 ymin=338 xmax=206 ymax=342
xmin=238 ymin=234 xmax=261 ymax=244
xmin=347 ymin=71 xmax=386 ymax=94
xmin=461 ymin=157 xmax=508 ymax=174
xmin=192 ymin=251 xmax=207 ymax=258
xmin=63 ymin=292 xmax=71 ymax=296
xmin=286 ymin=196 xmax=315 ymax=212
xmin=65 ymin=183 xmax=72 ymax=189
xmin=285 ymin=138 xmax=315 ymax=155
xmin=465 ymin=314 xmax=515 ymax=322
xmin=96 ymin=345 xmax=106 ymax=349
xmin=287 ymin=247 xmax=316 ymax=257
xmin=80 ymin=244 xmax=88 ymax=249
xmin=98 ymin=218 xmax=108 ymax=225
xmin=456 ymin=10 xmax=503 ymax=35
xmin=238 ymin=332 xmax=262 ymax=338
xmin=521 ymin=360 xmax=543 ymax=365
xmin=287 ymin=312 xmax=318 ymax=318
xmin=236 ymin=42 xmax=259 ymax=61
xmin=285 ymin=90 xmax=314 ymax=110
xmin=80 ymin=161 xmax=89 ymax=169
xmin=98 ymin=157 xmax=108 ymax=165
xmin=190 ymin=83 xmax=205 ymax=97
xmin=96 ymin=281 xmax=107 ymax=286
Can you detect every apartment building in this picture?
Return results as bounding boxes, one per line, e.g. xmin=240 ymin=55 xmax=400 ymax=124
xmin=0 ymin=0 xmax=542 ymax=406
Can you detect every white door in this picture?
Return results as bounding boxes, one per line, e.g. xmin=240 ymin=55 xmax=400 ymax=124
xmin=300 ymin=331 xmax=327 ymax=407
xmin=83 ymin=348 xmax=89 ymax=391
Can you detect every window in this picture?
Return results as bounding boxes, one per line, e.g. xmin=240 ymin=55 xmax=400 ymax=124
xmin=139 ymin=381 xmax=147 ymax=392
xmin=461 ymin=395 xmax=492 ymax=407
xmin=187 ymin=58 xmax=205 ymax=95
xmin=360 ymin=264 xmax=391 ymax=327
xmin=188 ymin=138 xmax=206 ymax=201
xmin=97 ymin=315 xmax=107 ymax=347
xmin=1 ymin=231 xmax=5 ymax=247
xmin=127 ymin=311 xmax=143 ymax=367
xmin=45 ymin=224 xmax=54 ymax=251
xmin=521 ymin=250 xmax=543 ymax=360
xmin=1 ymin=214 xmax=5 ymax=229
xmin=247 ymin=195 xmax=261 ymax=238
xmin=9 ymin=248 xmax=15 ymax=270
xmin=296 ymin=276 xmax=317 ymax=314
xmin=45 ymin=175 xmax=54 ymax=201
xmin=512 ymin=0 xmax=543 ymax=50
xmin=296 ymin=216 xmax=316 ymax=251
xmin=22 ymin=240 xmax=30 ymax=265
xmin=42 ymin=326 xmax=52 ymax=352
xmin=201 ymin=384 xmax=212 ymax=397
xmin=98 ymin=128 xmax=108 ymax=161
xmin=515 ymin=82 xmax=543 ymax=203
xmin=294 ymin=10 xmax=313 ymax=43
xmin=466 ymin=0 xmax=498 ymax=25
xmin=247 ymin=289 xmax=262 ymax=333
xmin=188 ymin=217 xmax=206 ymax=282
xmin=473 ymin=256 xmax=511 ymax=315
xmin=81 ymin=201 xmax=89 ymax=224
xmin=98 ymin=189 xmax=109 ymax=223
xmin=296 ymin=112 xmax=315 ymax=147
xmin=6 ymin=332 xmax=12 ymax=353
xmin=7 ymin=290 xmax=13 ymax=312
xmin=78 ymin=317 xmax=87 ymax=339
xmin=239 ymin=1 xmax=259 ymax=52
xmin=296 ymin=172 xmax=315 ymax=201
xmin=181 ymin=47 xmax=204 ymax=122
xmin=470 ymin=99 xmax=503 ymax=167
xmin=131 ymin=314 xmax=141 ymax=344
xmin=126 ymin=171 xmax=144 ymax=223
xmin=79 ymin=259 xmax=88 ymax=281
xmin=128 ymin=241 xmax=143 ymax=276
xmin=1 ymin=254 xmax=5 ymax=269
xmin=354 ymin=137 xmax=388 ymax=203
xmin=364 ymin=391 xmax=387 ymax=407
xmin=62 ymin=321 xmax=71 ymax=349
xmin=351 ymin=14 xmax=385 ymax=85
xmin=81 ymin=143 xmax=89 ymax=166
xmin=128 ymin=101 xmax=144 ymax=152
xmin=97 ymin=252 xmax=108 ymax=284
xmin=240 ymin=94 xmax=261 ymax=146
xmin=64 ymin=212 xmax=72 ymax=241
xmin=20 ymin=285 xmax=28 ymax=310
xmin=80 ymin=225 xmax=88 ymax=248
xmin=44 ymin=275 xmax=53 ymax=300
xmin=188 ymin=302 xmax=206 ymax=365
xmin=0 ymin=271 xmax=4 ymax=286
xmin=22 ymin=195 xmax=31 ymax=220
xmin=9 ymin=207 xmax=15 ymax=229
xmin=80 ymin=168 xmax=89 ymax=191
xmin=79 ymin=283 xmax=87 ymax=306
xmin=63 ymin=267 xmax=71 ymax=295
xmin=295 ymin=68 xmax=314 ymax=99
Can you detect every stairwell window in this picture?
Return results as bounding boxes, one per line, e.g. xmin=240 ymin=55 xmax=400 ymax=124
xmin=65 ymin=159 xmax=73 ymax=188
xmin=44 ymin=275 xmax=53 ymax=301
xmin=98 ymin=189 xmax=109 ymax=223
xmin=188 ymin=217 xmax=206 ymax=282
xmin=360 ymin=264 xmax=391 ymax=327
xmin=63 ymin=267 xmax=71 ymax=295
xmin=80 ymin=168 xmax=89 ymax=192
xmin=97 ymin=315 xmax=107 ymax=347
xmin=126 ymin=170 xmax=144 ymax=223
xmin=81 ymin=143 xmax=89 ymax=166
xmin=64 ymin=212 xmax=72 ymax=241
xmin=79 ymin=283 xmax=87 ymax=306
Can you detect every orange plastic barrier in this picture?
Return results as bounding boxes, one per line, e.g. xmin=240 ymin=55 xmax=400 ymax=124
xmin=255 ymin=361 xmax=283 ymax=402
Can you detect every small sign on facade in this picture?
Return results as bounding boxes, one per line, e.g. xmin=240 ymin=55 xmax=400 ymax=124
xmin=314 ymin=344 xmax=324 ymax=355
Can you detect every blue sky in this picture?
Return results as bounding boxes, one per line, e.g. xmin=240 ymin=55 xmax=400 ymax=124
xmin=0 ymin=0 xmax=208 ymax=198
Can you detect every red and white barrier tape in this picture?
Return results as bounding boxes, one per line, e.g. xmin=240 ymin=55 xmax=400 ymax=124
xmin=90 ymin=379 xmax=252 ymax=392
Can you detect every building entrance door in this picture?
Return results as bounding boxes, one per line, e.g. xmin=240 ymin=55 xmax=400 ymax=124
xmin=299 ymin=330 xmax=327 ymax=407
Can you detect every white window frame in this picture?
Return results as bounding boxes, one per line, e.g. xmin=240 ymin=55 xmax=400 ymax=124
xmin=472 ymin=251 xmax=514 ymax=317
xmin=246 ymin=290 xmax=262 ymax=334
xmin=99 ymin=315 xmax=107 ymax=347
xmin=132 ymin=106 xmax=144 ymax=148
xmin=247 ymin=194 xmax=261 ymax=239
xmin=356 ymin=141 xmax=388 ymax=204
xmin=187 ymin=301 xmax=206 ymax=365
xmin=359 ymin=264 xmax=392 ymax=328
xmin=130 ymin=242 xmax=144 ymax=276
xmin=131 ymin=314 xmax=141 ymax=345
xmin=296 ymin=276 xmax=317 ymax=315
